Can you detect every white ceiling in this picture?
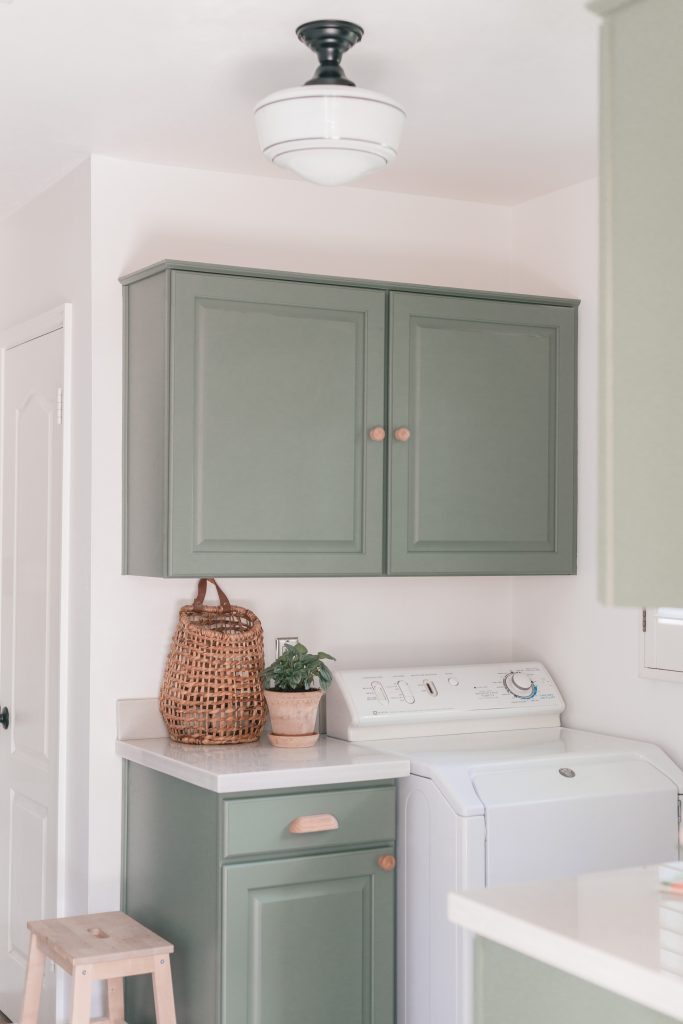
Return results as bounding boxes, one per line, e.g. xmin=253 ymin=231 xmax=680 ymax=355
xmin=0 ymin=0 xmax=598 ymax=221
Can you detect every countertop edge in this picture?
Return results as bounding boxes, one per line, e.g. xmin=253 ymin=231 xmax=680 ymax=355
xmin=116 ymin=738 xmax=411 ymax=794
xmin=448 ymin=892 xmax=683 ymax=1023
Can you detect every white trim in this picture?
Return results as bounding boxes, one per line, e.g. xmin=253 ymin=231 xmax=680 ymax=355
xmin=56 ymin=304 xmax=72 ymax=917
xmin=0 ymin=305 xmax=68 ymax=352
xmin=640 ymin=607 xmax=683 ymax=683
xmin=0 ymin=303 xmax=72 ymax=1022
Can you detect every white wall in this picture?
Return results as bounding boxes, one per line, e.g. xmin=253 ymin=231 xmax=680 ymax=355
xmin=509 ymin=177 xmax=683 ymax=768
xmin=88 ymin=156 xmax=518 ymax=910
xmin=0 ymin=162 xmax=92 ymax=919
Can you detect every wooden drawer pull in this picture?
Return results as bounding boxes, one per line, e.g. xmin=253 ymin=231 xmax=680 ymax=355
xmin=288 ymin=813 xmax=340 ymax=834
xmin=377 ymin=854 xmax=396 ymax=871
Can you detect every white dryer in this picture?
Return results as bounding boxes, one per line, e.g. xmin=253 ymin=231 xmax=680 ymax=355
xmin=326 ymin=662 xmax=683 ymax=1024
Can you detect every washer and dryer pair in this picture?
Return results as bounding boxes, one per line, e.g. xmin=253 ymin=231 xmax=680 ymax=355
xmin=326 ymin=662 xmax=683 ymax=1024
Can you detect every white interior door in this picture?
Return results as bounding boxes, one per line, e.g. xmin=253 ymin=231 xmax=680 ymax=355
xmin=0 ymin=326 xmax=64 ymax=1023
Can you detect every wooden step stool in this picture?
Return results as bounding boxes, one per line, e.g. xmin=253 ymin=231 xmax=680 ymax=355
xmin=21 ymin=911 xmax=177 ymax=1024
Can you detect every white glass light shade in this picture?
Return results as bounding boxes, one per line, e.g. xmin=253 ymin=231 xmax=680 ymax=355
xmin=254 ymin=86 xmax=406 ymax=186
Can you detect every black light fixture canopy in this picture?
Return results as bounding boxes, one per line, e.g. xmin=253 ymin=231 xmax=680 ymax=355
xmin=296 ymin=20 xmax=364 ymax=87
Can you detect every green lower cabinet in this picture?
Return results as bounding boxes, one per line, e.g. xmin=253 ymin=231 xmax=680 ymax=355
xmin=122 ymin=764 xmax=396 ymax=1024
xmin=476 ymin=939 xmax=678 ymax=1024
xmin=222 ymin=850 xmax=394 ymax=1024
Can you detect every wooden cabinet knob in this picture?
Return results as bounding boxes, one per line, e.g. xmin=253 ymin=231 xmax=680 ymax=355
xmin=288 ymin=813 xmax=339 ymax=834
xmin=394 ymin=427 xmax=411 ymax=442
xmin=368 ymin=426 xmax=386 ymax=442
xmin=377 ymin=854 xmax=396 ymax=872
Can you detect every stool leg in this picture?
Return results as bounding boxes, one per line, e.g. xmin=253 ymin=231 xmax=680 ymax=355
xmin=20 ymin=934 xmax=45 ymax=1024
xmin=151 ymin=956 xmax=177 ymax=1024
xmin=106 ymin=978 xmax=124 ymax=1024
xmin=70 ymin=969 xmax=92 ymax=1024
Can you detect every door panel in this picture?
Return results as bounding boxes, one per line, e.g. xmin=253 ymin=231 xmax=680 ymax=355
xmin=9 ymin=794 xmax=47 ymax=962
xmin=0 ymin=329 xmax=63 ymax=1023
xmin=388 ymin=292 xmax=576 ymax=574
xmin=222 ymin=849 xmax=395 ymax=1024
xmin=170 ymin=272 xmax=386 ymax=576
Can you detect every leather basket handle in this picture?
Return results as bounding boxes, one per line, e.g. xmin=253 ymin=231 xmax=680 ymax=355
xmin=194 ymin=578 xmax=231 ymax=610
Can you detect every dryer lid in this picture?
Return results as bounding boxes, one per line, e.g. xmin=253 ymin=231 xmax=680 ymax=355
xmin=399 ymin=727 xmax=683 ymax=816
xmin=471 ymin=756 xmax=676 ymax=808
xmin=472 ymin=757 xmax=680 ymax=886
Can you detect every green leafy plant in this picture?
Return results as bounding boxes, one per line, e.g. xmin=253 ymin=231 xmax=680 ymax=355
xmin=262 ymin=643 xmax=336 ymax=692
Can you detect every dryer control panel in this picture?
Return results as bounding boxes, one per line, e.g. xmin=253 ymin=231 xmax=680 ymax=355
xmin=325 ymin=662 xmax=565 ymax=740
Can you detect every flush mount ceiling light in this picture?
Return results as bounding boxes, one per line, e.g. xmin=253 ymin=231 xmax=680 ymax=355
xmin=254 ymin=20 xmax=406 ymax=187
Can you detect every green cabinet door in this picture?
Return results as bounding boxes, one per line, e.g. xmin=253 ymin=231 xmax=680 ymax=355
xmin=170 ymin=272 xmax=386 ymax=577
xmin=222 ymin=849 xmax=395 ymax=1024
xmin=124 ymin=268 xmax=386 ymax=576
xmin=388 ymin=291 xmax=577 ymax=575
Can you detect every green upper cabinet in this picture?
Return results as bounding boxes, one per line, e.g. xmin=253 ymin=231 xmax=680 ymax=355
xmin=123 ymin=261 xmax=577 ymax=578
xmin=124 ymin=267 xmax=386 ymax=576
xmin=590 ymin=0 xmax=683 ymax=605
xmin=388 ymin=292 xmax=577 ymax=575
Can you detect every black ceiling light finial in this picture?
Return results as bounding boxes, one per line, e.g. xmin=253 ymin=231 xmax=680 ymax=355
xmin=296 ymin=20 xmax=364 ymax=87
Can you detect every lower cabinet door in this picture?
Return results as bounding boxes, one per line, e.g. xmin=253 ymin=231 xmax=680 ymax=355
xmin=222 ymin=848 xmax=395 ymax=1024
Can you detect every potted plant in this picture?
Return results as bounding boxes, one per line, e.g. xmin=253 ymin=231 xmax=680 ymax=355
xmin=261 ymin=643 xmax=335 ymax=747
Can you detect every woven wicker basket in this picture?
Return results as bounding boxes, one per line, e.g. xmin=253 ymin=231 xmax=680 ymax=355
xmin=160 ymin=578 xmax=266 ymax=745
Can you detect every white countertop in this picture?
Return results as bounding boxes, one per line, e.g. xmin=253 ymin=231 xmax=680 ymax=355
xmin=115 ymin=700 xmax=409 ymax=792
xmin=449 ymin=863 xmax=683 ymax=1021
xmin=116 ymin=735 xmax=410 ymax=793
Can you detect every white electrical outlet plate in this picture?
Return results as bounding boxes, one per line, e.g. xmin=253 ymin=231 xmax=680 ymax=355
xmin=276 ymin=636 xmax=299 ymax=657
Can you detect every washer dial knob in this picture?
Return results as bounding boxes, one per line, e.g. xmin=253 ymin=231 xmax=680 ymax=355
xmin=503 ymin=671 xmax=538 ymax=699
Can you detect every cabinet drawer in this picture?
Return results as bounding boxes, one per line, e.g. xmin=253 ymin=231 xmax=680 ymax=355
xmin=222 ymin=786 xmax=395 ymax=858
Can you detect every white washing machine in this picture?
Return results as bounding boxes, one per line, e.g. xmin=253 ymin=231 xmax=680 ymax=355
xmin=326 ymin=662 xmax=683 ymax=1024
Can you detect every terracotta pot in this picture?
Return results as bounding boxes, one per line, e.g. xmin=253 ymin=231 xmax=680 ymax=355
xmin=264 ymin=689 xmax=323 ymax=747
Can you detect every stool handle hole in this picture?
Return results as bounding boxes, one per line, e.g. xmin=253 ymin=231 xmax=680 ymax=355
xmin=87 ymin=927 xmax=108 ymax=939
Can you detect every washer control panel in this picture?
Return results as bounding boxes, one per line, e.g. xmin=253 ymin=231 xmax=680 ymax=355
xmin=325 ymin=662 xmax=564 ymax=740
